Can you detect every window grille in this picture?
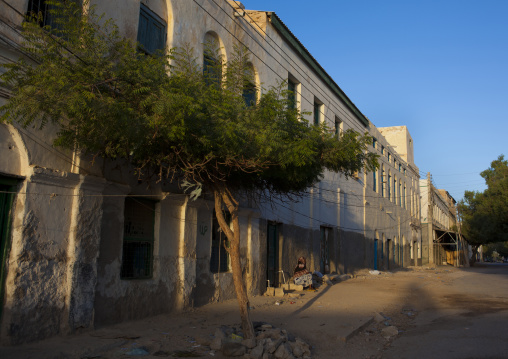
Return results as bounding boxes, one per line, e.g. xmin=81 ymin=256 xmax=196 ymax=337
xmin=243 ymin=82 xmax=257 ymax=107
xmin=26 ymin=0 xmax=80 ymax=29
xmin=26 ymin=0 xmax=53 ymax=27
xmin=121 ymin=198 xmax=155 ymax=279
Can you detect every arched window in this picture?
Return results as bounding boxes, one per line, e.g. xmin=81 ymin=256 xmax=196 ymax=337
xmin=242 ymin=63 xmax=257 ymax=107
xmin=203 ymin=32 xmax=224 ymax=86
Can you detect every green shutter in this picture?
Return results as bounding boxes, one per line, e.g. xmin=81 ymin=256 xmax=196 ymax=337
xmin=137 ymin=4 xmax=167 ymax=55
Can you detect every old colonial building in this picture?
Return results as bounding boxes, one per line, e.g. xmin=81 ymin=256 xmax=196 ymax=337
xmin=0 ymin=0 xmax=421 ymax=344
xmin=420 ymin=177 xmax=466 ymax=266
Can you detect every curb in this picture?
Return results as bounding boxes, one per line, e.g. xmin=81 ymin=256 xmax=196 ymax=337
xmin=338 ymin=317 xmax=374 ymax=343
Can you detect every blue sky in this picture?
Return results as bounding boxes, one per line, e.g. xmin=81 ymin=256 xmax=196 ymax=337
xmin=240 ymin=0 xmax=508 ymax=202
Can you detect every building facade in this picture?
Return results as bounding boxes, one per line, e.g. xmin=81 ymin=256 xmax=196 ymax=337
xmin=0 ymin=0 xmax=421 ymax=344
xmin=420 ymin=176 xmax=463 ymax=266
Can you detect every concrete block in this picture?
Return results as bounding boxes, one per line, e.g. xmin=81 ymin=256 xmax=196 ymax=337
xmin=281 ymin=283 xmax=304 ymax=291
xmin=274 ymin=288 xmax=284 ymax=297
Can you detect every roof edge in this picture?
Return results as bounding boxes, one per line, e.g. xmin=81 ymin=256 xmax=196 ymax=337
xmin=267 ymin=12 xmax=369 ymax=128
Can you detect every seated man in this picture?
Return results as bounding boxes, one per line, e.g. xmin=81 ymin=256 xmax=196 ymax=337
xmin=293 ymin=256 xmax=313 ymax=289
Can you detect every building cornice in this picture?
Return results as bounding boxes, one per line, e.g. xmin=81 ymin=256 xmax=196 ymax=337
xmin=267 ymin=13 xmax=369 ymax=128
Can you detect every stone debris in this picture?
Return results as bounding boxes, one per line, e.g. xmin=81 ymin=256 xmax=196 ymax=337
xmin=321 ymin=275 xmax=334 ymax=286
xmin=222 ymin=342 xmax=246 ymax=357
xmin=380 ymin=326 xmax=399 ymax=338
xmin=207 ymin=324 xmax=312 ymax=358
xmin=373 ymin=312 xmax=386 ymax=323
xmin=125 ymin=347 xmax=150 ymax=356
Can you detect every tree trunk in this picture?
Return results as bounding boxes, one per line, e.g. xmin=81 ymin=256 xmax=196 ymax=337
xmin=469 ymin=244 xmax=479 ymax=266
xmin=214 ymin=189 xmax=255 ymax=339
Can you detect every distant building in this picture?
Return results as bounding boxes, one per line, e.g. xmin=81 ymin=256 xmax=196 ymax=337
xmin=420 ymin=178 xmax=466 ymax=266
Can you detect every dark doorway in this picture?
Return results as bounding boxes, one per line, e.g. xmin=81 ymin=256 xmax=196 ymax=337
xmin=386 ymin=238 xmax=391 ymax=270
xmin=266 ymin=223 xmax=279 ymax=287
xmin=374 ymin=239 xmax=378 ymax=270
xmin=320 ymin=227 xmax=332 ymax=274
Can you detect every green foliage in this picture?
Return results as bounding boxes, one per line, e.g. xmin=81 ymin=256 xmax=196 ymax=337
xmin=483 ymin=242 xmax=508 ymax=258
xmin=0 ymin=0 xmax=378 ymax=200
xmin=458 ymin=155 xmax=508 ymax=247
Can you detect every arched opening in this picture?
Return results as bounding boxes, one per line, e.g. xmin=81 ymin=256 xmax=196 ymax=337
xmin=203 ymin=31 xmax=226 ymax=86
xmin=242 ymin=62 xmax=258 ymax=107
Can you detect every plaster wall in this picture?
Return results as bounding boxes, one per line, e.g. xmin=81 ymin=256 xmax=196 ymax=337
xmin=378 ymin=126 xmax=416 ymax=167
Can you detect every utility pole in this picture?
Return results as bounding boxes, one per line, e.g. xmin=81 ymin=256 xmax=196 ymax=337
xmin=427 ymin=172 xmax=434 ymax=264
xmin=456 ymin=206 xmax=469 ymax=267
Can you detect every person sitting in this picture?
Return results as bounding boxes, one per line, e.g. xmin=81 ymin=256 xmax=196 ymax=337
xmin=293 ymin=256 xmax=314 ymax=290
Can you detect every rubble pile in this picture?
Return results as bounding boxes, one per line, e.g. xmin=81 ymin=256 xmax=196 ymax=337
xmin=208 ymin=323 xmax=312 ymax=358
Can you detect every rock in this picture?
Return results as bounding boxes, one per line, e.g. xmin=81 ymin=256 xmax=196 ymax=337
xmin=215 ymin=328 xmax=227 ymax=340
xmin=210 ymin=336 xmax=223 ymax=351
xmin=196 ymin=335 xmax=212 ymax=346
xmin=210 ymin=328 xmax=226 ymax=350
xmin=250 ymin=341 xmax=265 ymax=359
xmin=242 ymin=338 xmax=257 ymax=349
xmin=268 ymin=337 xmax=285 ymax=354
xmin=288 ymin=341 xmax=304 ymax=357
xmin=125 ymin=347 xmax=150 ymax=356
xmin=294 ymin=339 xmax=310 ymax=356
xmin=381 ymin=326 xmax=399 ymax=338
xmin=222 ymin=342 xmax=247 ymax=357
xmin=321 ymin=275 xmax=333 ymax=286
xmin=274 ymin=343 xmax=294 ymax=359
xmin=338 ymin=274 xmax=352 ymax=281
xmin=257 ymin=329 xmax=281 ymax=340
xmin=260 ymin=324 xmax=273 ymax=329
xmin=373 ymin=312 xmax=385 ymax=323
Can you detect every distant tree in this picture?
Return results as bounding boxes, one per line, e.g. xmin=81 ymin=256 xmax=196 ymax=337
xmin=483 ymin=241 xmax=508 ymax=259
xmin=0 ymin=1 xmax=378 ymax=338
xmin=458 ymin=155 xmax=508 ymax=265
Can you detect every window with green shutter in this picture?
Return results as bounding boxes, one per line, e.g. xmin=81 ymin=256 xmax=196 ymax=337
xmin=314 ymin=101 xmax=322 ymax=126
xmin=288 ymin=79 xmax=296 ymax=109
xmin=137 ymin=4 xmax=167 ymax=55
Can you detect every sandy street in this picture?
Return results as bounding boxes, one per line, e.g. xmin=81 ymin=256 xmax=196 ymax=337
xmin=2 ymin=264 xmax=508 ymax=359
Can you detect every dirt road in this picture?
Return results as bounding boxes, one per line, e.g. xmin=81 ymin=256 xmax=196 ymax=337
xmin=2 ymin=264 xmax=508 ymax=358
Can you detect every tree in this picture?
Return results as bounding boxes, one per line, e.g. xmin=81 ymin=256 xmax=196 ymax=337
xmin=483 ymin=242 xmax=508 ymax=259
xmin=458 ymin=155 xmax=508 ymax=265
xmin=0 ymin=1 xmax=378 ymax=338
